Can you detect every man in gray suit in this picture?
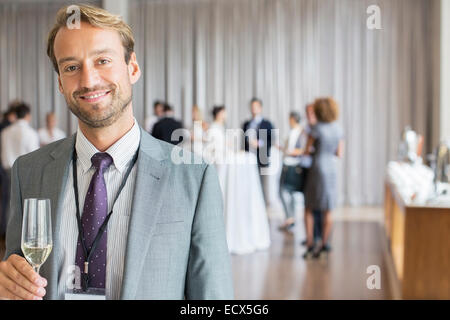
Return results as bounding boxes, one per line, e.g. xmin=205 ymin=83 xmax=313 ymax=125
xmin=0 ymin=4 xmax=233 ymax=300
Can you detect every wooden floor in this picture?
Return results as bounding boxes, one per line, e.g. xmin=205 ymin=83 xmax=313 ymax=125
xmin=231 ymin=206 xmax=393 ymax=299
xmin=0 ymin=207 xmax=393 ymax=299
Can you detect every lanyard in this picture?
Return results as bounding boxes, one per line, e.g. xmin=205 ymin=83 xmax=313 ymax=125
xmin=72 ymin=148 xmax=139 ymax=290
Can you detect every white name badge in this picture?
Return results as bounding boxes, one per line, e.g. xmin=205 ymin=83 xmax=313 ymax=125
xmin=65 ymin=288 xmax=106 ymax=300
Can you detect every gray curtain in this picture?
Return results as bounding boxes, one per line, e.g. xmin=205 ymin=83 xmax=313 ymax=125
xmin=129 ymin=0 xmax=439 ymax=206
xmin=0 ymin=0 xmax=100 ymax=134
xmin=0 ymin=0 xmax=440 ymax=206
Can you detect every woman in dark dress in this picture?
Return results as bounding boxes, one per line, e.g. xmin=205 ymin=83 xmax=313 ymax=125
xmin=303 ymin=98 xmax=344 ymax=259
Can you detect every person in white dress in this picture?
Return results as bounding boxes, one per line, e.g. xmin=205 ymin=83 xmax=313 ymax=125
xmin=38 ymin=112 xmax=66 ymax=146
xmin=205 ymin=106 xmax=271 ymax=255
xmin=204 ymin=106 xmax=227 ymax=165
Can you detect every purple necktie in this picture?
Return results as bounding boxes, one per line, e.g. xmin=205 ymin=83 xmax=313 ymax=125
xmin=75 ymin=152 xmax=113 ymax=289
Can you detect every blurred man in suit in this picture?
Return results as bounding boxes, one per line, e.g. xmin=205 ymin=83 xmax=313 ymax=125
xmin=151 ymin=104 xmax=184 ymax=145
xmin=144 ymin=100 xmax=165 ymax=134
xmin=243 ymin=98 xmax=274 ymax=167
xmin=243 ymin=98 xmax=274 ymax=203
xmin=0 ymin=4 xmax=232 ymax=300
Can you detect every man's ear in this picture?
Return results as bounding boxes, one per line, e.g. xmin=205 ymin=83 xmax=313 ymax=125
xmin=128 ymin=52 xmax=141 ymax=85
xmin=58 ymin=76 xmax=64 ymax=93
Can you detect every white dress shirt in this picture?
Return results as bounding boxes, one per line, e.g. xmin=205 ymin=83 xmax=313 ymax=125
xmin=247 ymin=115 xmax=265 ymax=148
xmin=57 ymin=119 xmax=140 ymax=300
xmin=1 ymin=119 xmax=40 ymax=169
xmin=283 ymin=126 xmax=303 ymax=166
xmin=38 ymin=127 xmax=66 ymax=146
xmin=248 ymin=115 xmax=263 ymax=130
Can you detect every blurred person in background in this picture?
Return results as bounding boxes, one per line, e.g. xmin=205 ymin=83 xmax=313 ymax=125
xmin=38 ymin=112 xmax=66 ymax=146
xmin=1 ymin=102 xmax=39 ymax=171
xmin=278 ymin=111 xmax=306 ymax=231
xmin=192 ymin=105 xmax=209 ymax=131
xmin=0 ymin=103 xmax=19 ymax=239
xmin=303 ymin=98 xmax=344 ymax=259
xmin=305 ymin=103 xmax=317 ymax=127
xmin=151 ymin=104 xmax=184 ymax=145
xmin=145 ymin=100 xmax=165 ymax=134
xmin=0 ymin=102 xmax=39 ymax=240
xmin=204 ymin=105 xmax=226 ymax=165
xmin=0 ymin=105 xmax=18 ymax=132
xmin=243 ymin=98 xmax=274 ymax=204
xmin=190 ymin=105 xmax=209 ymax=155
xmin=301 ymin=103 xmax=323 ymax=246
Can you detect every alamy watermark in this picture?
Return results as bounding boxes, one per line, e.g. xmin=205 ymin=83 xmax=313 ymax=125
xmin=66 ymin=5 xmax=81 ymax=30
xmin=367 ymin=5 xmax=382 ymax=30
xmin=366 ymin=265 xmax=381 ymax=290
xmin=66 ymin=265 xmax=82 ymax=290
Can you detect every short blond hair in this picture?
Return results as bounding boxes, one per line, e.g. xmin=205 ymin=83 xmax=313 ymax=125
xmin=313 ymin=97 xmax=339 ymax=123
xmin=47 ymin=4 xmax=135 ymax=74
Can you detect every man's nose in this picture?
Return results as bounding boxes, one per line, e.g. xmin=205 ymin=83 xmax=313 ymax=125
xmin=79 ymin=62 xmax=100 ymax=89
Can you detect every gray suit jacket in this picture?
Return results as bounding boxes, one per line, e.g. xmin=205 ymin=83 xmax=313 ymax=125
xmin=3 ymin=127 xmax=234 ymax=299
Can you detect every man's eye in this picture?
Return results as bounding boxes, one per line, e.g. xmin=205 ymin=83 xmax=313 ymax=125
xmin=98 ymin=59 xmax=110 ymax=65
xmin=65 ymin=65 xmax=78 ymax=72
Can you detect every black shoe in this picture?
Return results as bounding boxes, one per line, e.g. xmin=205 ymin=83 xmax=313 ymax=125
xmin=302 ymin=246 xmax=314 ymax=259
xmin=301 ymin=239 xmax=318 ymax=247
xmin=313 ymin=245 xmax=330 ymax=259
xmin=278 ymin=222 xmax=295 ymax=231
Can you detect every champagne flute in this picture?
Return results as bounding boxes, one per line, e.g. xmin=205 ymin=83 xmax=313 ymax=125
xmin=21 ymin=198 xmax=53 ymax=275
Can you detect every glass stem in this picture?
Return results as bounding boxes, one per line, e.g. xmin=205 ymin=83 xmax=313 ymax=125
xmin=33 ymin=265 xmax=41 ymax=275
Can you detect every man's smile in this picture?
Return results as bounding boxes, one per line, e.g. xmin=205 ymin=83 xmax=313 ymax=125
xmin=78 ymin=90 xmax=111 ymax=103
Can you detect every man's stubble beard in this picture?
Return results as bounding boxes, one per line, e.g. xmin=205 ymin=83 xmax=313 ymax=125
xmin=66 ymin=86 xmax=132 ymax=129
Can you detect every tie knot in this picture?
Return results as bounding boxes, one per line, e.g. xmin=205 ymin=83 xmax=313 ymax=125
xmin=91 ymin=152 xmax=113 ymax=171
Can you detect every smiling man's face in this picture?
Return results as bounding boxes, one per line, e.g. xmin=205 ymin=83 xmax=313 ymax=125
xmin=54 ymin=21 xmax=140 ymax=128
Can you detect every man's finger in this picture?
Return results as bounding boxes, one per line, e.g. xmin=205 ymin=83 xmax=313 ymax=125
xmin=9 ymin=255 xmax=47 ymax=286
xmin=0 ymin=286 xmax=23 ymax=300
xmin=0 ymin=275 xmax=42 ymax=300
xmin=3 ymin=264 xmax=46 ymax=297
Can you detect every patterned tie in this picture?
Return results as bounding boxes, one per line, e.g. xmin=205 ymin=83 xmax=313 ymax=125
xmin=75 ymin=152 xmax=113 ymax=289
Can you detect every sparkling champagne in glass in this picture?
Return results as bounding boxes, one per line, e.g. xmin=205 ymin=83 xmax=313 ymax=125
xmin=21 ymin=199 xmax=53 ymax=274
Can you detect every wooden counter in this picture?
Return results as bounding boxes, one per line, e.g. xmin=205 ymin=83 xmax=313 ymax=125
xmin=384 ymin=180 xmax=450 ymax=299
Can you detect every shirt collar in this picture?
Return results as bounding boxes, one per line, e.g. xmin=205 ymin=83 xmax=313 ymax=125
xmin=75 ymin=118 xmax=141 ymax=174
xmin=251 ymin=115 xmax=263 ymax=124
xmin=16 ymin=119 xmax=29 ymax=126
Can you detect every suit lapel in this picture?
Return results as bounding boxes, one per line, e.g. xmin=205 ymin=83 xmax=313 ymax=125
xmin=36 ymin=130 xmax=168 ymax=299
xmin=120 ymin=130 xmax=169 ymax=299
xmin=40 ymin=135 xmax=76 ymax=299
